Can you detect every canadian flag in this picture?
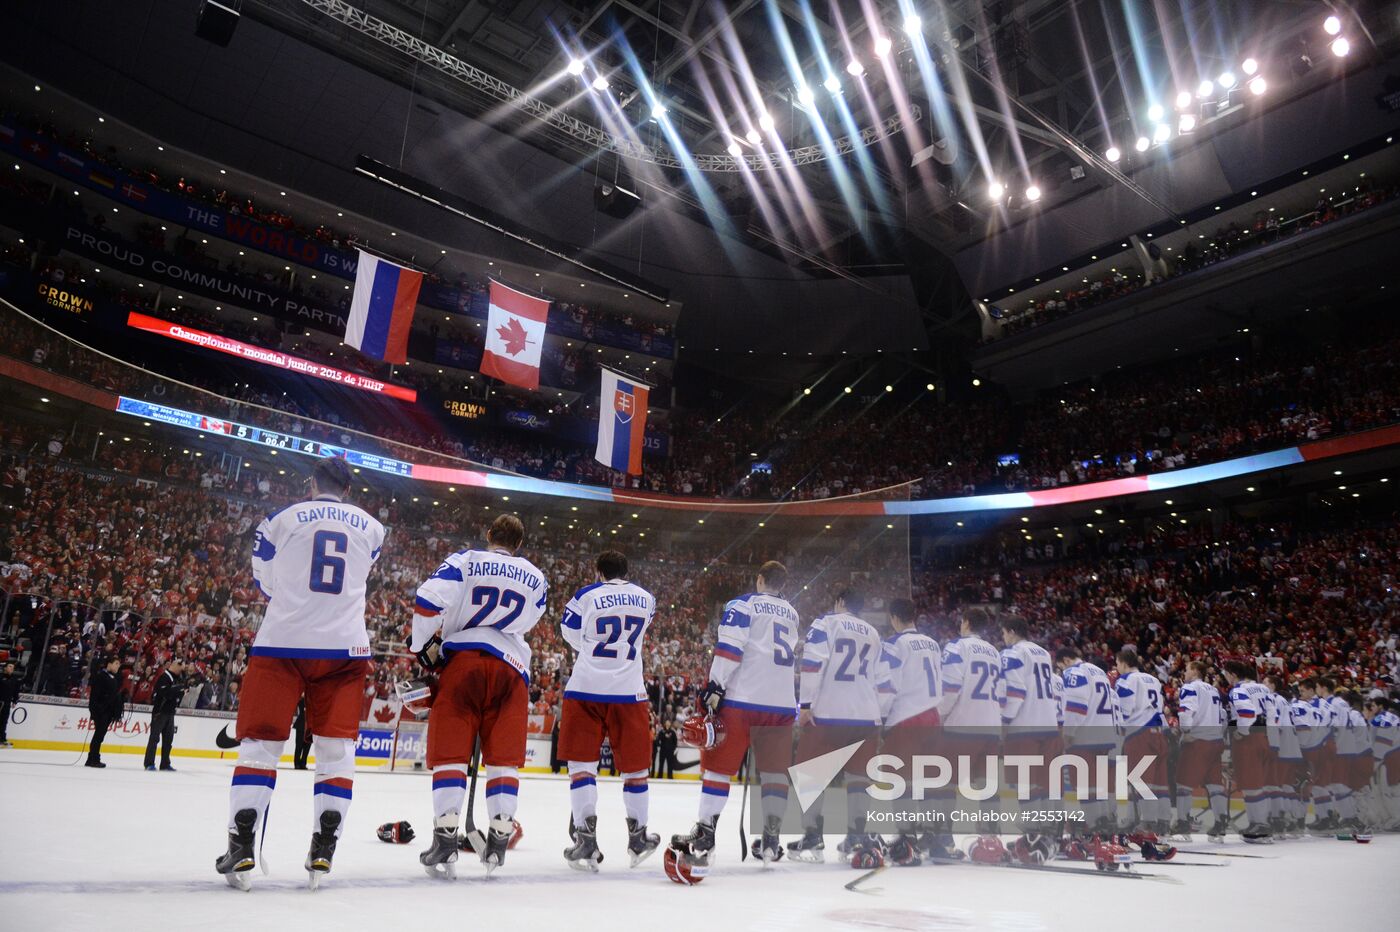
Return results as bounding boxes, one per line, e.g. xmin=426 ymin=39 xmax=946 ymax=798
xmin=481 ymin=280 xmax=549 ymax=390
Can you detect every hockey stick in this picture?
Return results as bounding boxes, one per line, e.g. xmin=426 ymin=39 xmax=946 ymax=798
xmin=738 ymin=749 xmax=751 ymax=861
xmin=844 ymin=865 xmax=887 ymax=894
xmin=461 ymin=738 xmax=486 ymax=854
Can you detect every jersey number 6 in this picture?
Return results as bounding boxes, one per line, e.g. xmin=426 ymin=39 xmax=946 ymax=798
xmin=309 ymin=530 xmax=348 ymax=595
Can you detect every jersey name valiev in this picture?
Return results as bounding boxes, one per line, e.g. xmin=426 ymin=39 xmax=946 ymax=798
xmin=1177 ymin=680 xmax=1225 ymax=741
xmin=939 ymin=635 xmax=1003 ymax=729
xmin=709 ymin=592 xmax=799 ymax=716
xmin=799 ymin=612 xmax=886 ymax=725
xmin=561 ymin=579 xmax=656 ymax=703
xmin=411 ymin=547 xmax=549 ymax=682
xmin=879 ymin=630 xmax=941 ymax=727
xmin=1061 ymin=661 xmax=1116 ymax=745
xmin=999 ymin=640 xmax=1059 ymax=731
xmin=250 ymin=494 xmax=385 ymax=659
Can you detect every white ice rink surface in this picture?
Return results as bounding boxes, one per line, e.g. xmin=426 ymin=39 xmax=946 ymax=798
xmin=1 ymin=751 xmax=1397 ymax=932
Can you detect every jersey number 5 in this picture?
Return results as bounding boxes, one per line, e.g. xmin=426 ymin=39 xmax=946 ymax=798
xmin=309 ymin=530 xmax=348 ymax=595
xmin=772 ymin=621 xmax=794 ymax=667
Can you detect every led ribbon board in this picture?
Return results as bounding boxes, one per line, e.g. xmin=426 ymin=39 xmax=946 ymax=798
xmin=126 ymin=312 xmax=417 ymax=402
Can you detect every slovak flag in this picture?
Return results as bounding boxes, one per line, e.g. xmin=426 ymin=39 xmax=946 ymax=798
xmin=482 ymin=280 xmax=548 ymax=390
xmin=344 ymin=249 xmax=422 ymax=364
xmin=595 ymin=369 xmax=649 ymax=476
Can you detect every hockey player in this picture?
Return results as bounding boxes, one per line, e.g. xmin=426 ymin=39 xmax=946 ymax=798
xmin=557 ymin=551 xmax=659 ymax=871
xmin=1263 ymin=675 xmax=1306 ymax=836
xmin=1293 ymin=678 xmax=1335 ymax=833
xmin=215 ymin=457 xmax=386 ymax=891
xmin=876 ymin=597 xmax=943 ymax=865
xmin=938 ymin=608 xmax=1004 ymax=843
xmin=1174 ymin=660 xmax=1227 ymax=841
xmin=1223 ymin=660 xmax=1273 ymax=842
xmin=1056 ymin=645 xmax=1118 ymax=836
xmin=411 ymin=514 xmax=549 ymax=878
xmin=669 ymin=562 xmax=798 ymax=876
xmin=1317 ymin=677 xmax=1361 ymax=833
xmin=787 ymin=588 xmax=886 ymax=863
xmin=1334 ymin=690 xmax=1373 ymax=837
xmin=998 ymin=616 xmax=1060 ymax=862
xmin=1114 ymin=649 xmax=1170 ymax=834
xmin=1364 ymin=697 xmax=1400 ymax=829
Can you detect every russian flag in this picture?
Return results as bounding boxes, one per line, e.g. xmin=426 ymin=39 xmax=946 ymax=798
xmin=595 ymin=369 xmax=649 ymax=476
xmin=344 ymin=249 xmax=422 ymax=364
xmin=481 ymin=280 xmax=549 ymax=390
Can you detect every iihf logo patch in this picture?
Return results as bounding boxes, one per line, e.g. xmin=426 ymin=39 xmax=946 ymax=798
xmin=613 ymin=389 xmax=634 ymax=424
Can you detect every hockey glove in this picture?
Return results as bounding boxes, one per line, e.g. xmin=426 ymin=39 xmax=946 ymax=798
xmin=700 ymin=680 xmax=726 ymax=714
xmin=416 ymin=633 xmax=445 ymax=673
xmin=377 ymin=821 xmax=415 ymax=844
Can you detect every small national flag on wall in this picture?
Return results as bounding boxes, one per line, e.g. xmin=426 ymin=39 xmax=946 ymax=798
xmin=344 ymin=249 xmax=422 ymax=364
xmin=595 ymin=369 xmax=649 ymax=475
xmin=481 ymin=280 xmax=548 ymax=390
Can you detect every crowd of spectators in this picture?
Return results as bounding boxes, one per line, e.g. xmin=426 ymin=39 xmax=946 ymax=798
xmin=989 ymin=175 xmax=1400 ymax=340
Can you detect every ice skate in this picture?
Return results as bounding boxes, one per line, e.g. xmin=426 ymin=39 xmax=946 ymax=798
xmin=214 ymin=808 xmax=258 ymax=891
xmin=1168 ymin=818 xmax=1194 ymax=842
xmin=626 ymin=817 xmax=660 ymax=867
xmin=419 ymin=820 xmax=460 ymax=880
xmin=480 ymin=816 xmax=515 ymax=874
xmin=304 ymin=810 xmax=341 ymax=890
xmin=563 ymin=815 xmax=604 ymax=872
xmin=787 ymin=817 xmax=825 ymax=863
xmin=1241 ymin=821 xmax=1275 ymax=844
xmin=751 ymin=816 xmax=784 ymax=864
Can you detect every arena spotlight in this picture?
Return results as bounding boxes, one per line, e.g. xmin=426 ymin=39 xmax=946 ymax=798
xmin=592 ymin=75 xmax=609 ymax=91
xmin=884 ymin=384 xmax=894 ymax=392
xmin=823 ymin=74 xmax=841 ymax=93
xmin=1153 ymin=123 xmax=1172 ymax=144
xmin=796 ymin=84 xmax=816 ymax=106
xmin=873 ymin=34 xmax=893 ymax=58
xmin=1175 ymin=90 xmax=1193 ymax=109
xmin=1197 ymin=79 xmax=1214 ymax=98
xmin=1249 ymin=76 xmax=1267 ymax=95
xmin=988 ymin=180 xmax=1006 ymax=200
xmin=726 ymin=141 xmax=743 ymax=157
xmin=758 ymin=111 xmax=775 ymax=132
xmin=745 ymin=128 xmax=761 ymax=145
xmin=845 ymin=59 xmax=865 ymax=77
xmin=1219 ymin=72 xmax=1237 ymax=90
xmin=1105 ymin=145 xmax=1121 ymax=163
xmin=1331 ymin=36 xmax=1350 ymax=57
xmin=567 ymin=58 xmax=585 ymax=76
xmin=1178 ymin=113 xmax=1197 ymax=134
xmin=1147 ymin=103 xmax=1165 ymax=122
xmin=1025 ymin=184 xmax=1042 ymax=202
xmin=1242 ymin=57 xmax=1259 ymax=75
xmin=903 ymin=13 xmax=922 ymax=36
xmin=650 ymin=102 xmax=667 ymax=120
xmin=1324 ymin=15 xmax=1342 ymax=36
xmin=925 ymin=383 xmax=935 ymax=391
xmin=1135 ymin=135 xmax=1151 ymax=152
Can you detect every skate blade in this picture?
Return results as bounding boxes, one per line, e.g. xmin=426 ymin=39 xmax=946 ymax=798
xmin=224 ymin=871 xmax=252 ymax=892
xmin=566 ymin=857 xmax=601 ymax=873
xmin=307 ymin=870 xmax=324 ymax=891
xmin=482 ymin=856 xmax=502 ymax=875
xmin=422 ymin=861 xmax=457 ymax=880
xmin=628 ymin=846 xmax=659 ymax=868
xmin=791 ymin=850 xmax=825 ymax=864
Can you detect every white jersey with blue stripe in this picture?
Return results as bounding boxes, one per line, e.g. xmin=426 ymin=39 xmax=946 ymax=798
xmin=1115 ymin=670 xmax=1165 ymax=734
xmin=938 ymin=635 xmax=1002 ymax=729
xmin=561 ymin=579 xmax=656 ymax=703
xmin=1177 ymin=680 xmax=1224 ymax=741
xmin=1337 ymin=707 xmax=1372 ymax=757
xmin=249 ymin=494 xmax=385 ymax=659
xmin=411 ymin=547 xmax=549 ymax=682
xmin=879 ymin=630 xmax=941 ymax=727
xmin=1226 ymin=680 xmax=1270 ymax=735
xmin=1291 ymin=699 xmax=1327 ymax=749
xmin=999 ymin=640 xmax=1059 ymax=731
xmin=1061 ymin=661 xmax=1115 ymax=744
xmin=799 ymin=612 xmax=885 ymax=725
xmin=709 ymin=592 xmax=799 ymax=716
xmin=1371 ymin=710 xmax=1400 ymax=761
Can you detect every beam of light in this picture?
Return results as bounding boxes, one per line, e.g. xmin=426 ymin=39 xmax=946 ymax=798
xmin=859 ymin=0 xmax=937 ymax=196
xmin=1066 ymin=1 xmax=1114 ymax=158
xmin=567 ymin=58 xmax=585 ymax=76
xmin=962 ymin=1 xmax=1031 ymax=181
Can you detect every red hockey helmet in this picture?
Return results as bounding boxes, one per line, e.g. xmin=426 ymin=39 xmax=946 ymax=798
xmin=663 ymin=846 xmax=708 ymax=885
xmin=394 ymin=678 xmax=435 ymax=719
xmin=679 ymin=713 xmax=726 ymax=751
xmin=967 ymin=835 xmax=1008 ymax=865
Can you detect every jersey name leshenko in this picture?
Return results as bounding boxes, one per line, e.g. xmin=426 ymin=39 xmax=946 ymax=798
xmin=592 ymin=592 xmax=651 ymax=611
xmin=295 ymin=505 xmax=370 ymax=530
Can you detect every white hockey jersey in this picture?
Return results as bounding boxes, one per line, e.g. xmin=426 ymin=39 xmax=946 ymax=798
xmin=878 ymin=630 xmax=941 ymax=727
xmin=561 ymin=579 xmax=656 ymax=703
xmin=1176 ymin=680 xmax=1224 ymax=741
xmin=1371 ymin=710 xmax=1399 ymax=762
xmin=710 ymin=591 xmax=799 ymax=716
xmin=1226 ymin=679 xmax=1270 ymax=736
xmin=1337 ymin=707 xmax=1372 ymax=759
xmin=411 ymin=547 xmax=549 ymax=682
xmin=250 ymin=494 xmax=385 ymax=659
xmin=999 ymin=639 xmax=1059 ymax=731
xmin=1115 ymin=670 xmax=1165 ymax=734
xmin=1061 ymin=660 xmax=1115 ymax=746
xmin=1291 ymin=698 xmax=1327 ymax=750
xmin=938 ymin=635 xmax=1002 ymax=729
xmin=799 ymin=612 xmax=885 ymax=725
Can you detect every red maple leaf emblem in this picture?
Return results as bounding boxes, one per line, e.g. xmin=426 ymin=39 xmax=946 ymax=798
xmin=496 ymin=316 xmax=531 ymax=356
xmin=373 ymin=705 xmax=397 ymax=723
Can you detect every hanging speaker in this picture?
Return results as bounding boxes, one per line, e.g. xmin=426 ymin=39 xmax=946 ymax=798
xmin=195 ymin=1 xmax=242 ymax=47
xmin=594 ymin=182 xmax=641 ymax=219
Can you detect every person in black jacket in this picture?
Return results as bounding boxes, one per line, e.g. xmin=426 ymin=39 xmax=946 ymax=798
xmin=86 ymin=656 xmax=125 ymax=768
xmin=143 ymin=660 xmax=185 ymax=771
xmin=656 ymin=718 xmax=678 ymax=779
xmin=292 ymin=698 xmax=311 ymax=770
xmin=0 ymin=660 xmax=21 ymax=746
